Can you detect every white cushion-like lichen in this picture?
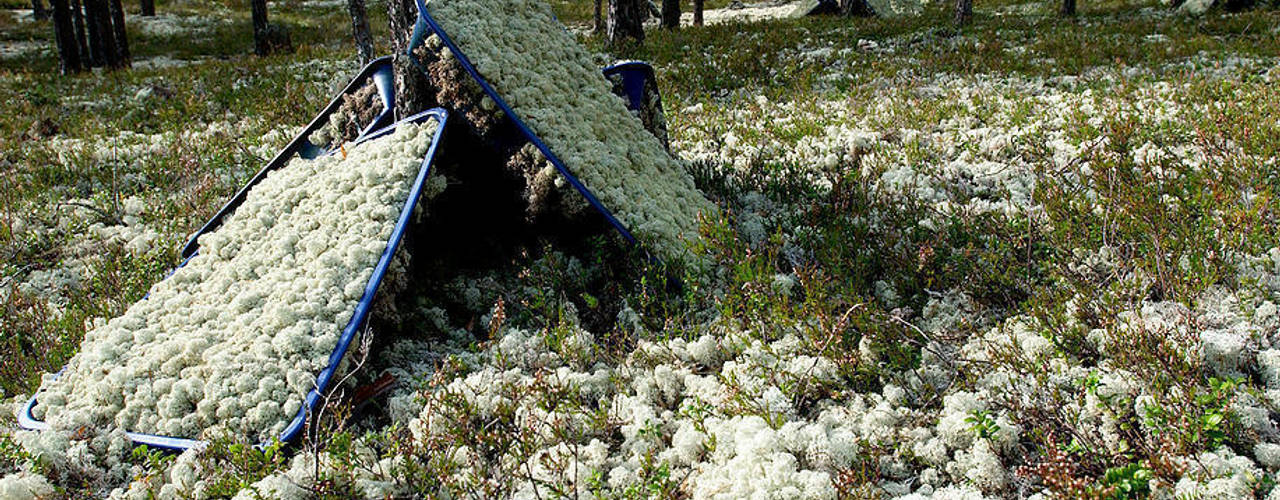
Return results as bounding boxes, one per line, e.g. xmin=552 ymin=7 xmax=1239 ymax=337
xmin=425 ymin=0 xmax=715 ymax=258
xmin=32 ymin=119 xmax=441 ymax=442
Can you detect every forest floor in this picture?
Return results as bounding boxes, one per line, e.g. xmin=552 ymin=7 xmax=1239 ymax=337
xmin=3 ymin=0 xmax=1280 ymax=498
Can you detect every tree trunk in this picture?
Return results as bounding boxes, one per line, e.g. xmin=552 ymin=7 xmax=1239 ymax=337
xmin=661 ymin=0 xmax=679 ymax=29
xmin=83 ymin=0 xmax=103 ymax=66
xmin=387 ymin=0 xmax=432 ymax=119
xmin=839 ymin=0 xmax=876 ymax=16
xmin=347 ymin=0 xmax=374 ymax=64
xmin=140 ymin=0 xmax=154 ymax=16
xmin=83 ymin=0 xmax=118 ymax=67
xmin=107 ymin=0 xmax=128 ymax=66
xmin=251 ymin=0 xmax=270 ymax=56
xmin=50 ymin=0 xmax=82 ymax=73
xmin=594 ymin=0 xmax=604 ymax=34
xmin=93 ymin=0 xmax=118 ymax=67
xmin=953 ymin=0 xmax=971 ymax=24
xmin=607 ymin=0 xmax=644 ymax=46
xmin=71 ymin=0 xmax=88 ymax=63
xmin=693 ymin=0 xmax=703 ymax=25
xmin=33 ymin=0 xmax=49 ymax=20
xmin=1060 ymin=0 xmax=1076 ymax=16
xmin=644 ymin=0 xmax=659 ymax=19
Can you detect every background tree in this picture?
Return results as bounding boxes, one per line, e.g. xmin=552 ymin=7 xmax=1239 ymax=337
xmin=249 ymin=0 xmax=291 ymax=55
xmin=386 ymin=0 xmax=432 ymax=119
xmin=140 ymin=0 xmax=154 ymax=17
xmin=840 ymin=0 xmax=876 ymax=16
xmin=49 ymin=0 xmax=82 ymax=73
xmin=693 ymin=0 xmax=703 ymax=25
xmin=33 ymin=0 xmax=48 ymax=20
xmin=661 ymin=0 xmax=679 ymax=29
xmin=1060 ymin=0 xmax=1076 ymax=15
xmin=107 ymin=0 xmax=128 ymax=63
xmin=608 ymin=0 xmax=644 ymax=45
xmin=83 ymin=0 xmax=123 ymax=68
xmin=954 ymin=0 xmax=972 ymax=24
xmin=251 ymin=0 xmax=271 ymax=56
xmin=47 ymin=0 xmax=132 ymax=72
xmin=71 ymin=0 xmax=88 ymax=62
xmin=347 ymin=0 xmax=374 ymax=64
xmin=595 ymin=0 xmax=604 ymax=34
xmin=83 ymin=0 xmax=104 ymax=65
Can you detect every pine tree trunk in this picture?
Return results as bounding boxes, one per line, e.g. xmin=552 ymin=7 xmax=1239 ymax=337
xmin=607 ymin=0 xmax=644 ymax=45
xmin=693 ymin=0 xmax=703 ymax=25
xmin=1060 ymin=0 xmax=1076 ymax=16
xmin=251 ymin=0 xmax=270 ymax=56
xmin=594 ymin=0 xmax=604 ymax=34
xmin=83 ymin=0 xmax=117 ymax=67
xmin=50 ymin=0 xmax=82 ymax=73
xmin=661 ymin=0 xmax=679 ymax=29
xmin=33 ymin=0 xmax=49 ymax=20
xmin=71 ymin=0 xmax=88 ymax=63
xmin=83 ymin=0 xmax=103 ymax=65
xmin=387 ymin=0 xmax=432 ymax=119
xmin=840 ymin=0 xmax=876 ymax=16
xmin=140 ymin=0 xmax=154 ymax=16
xmin=107 ymin=0 xmax=128 ymax=66
xmin=953 ymin=0 xmax=971 ymax=24
xmin=347 ymin=0 xmax=374 ymax=64
xmin=93 ymin=0 xmax=118 ymax=67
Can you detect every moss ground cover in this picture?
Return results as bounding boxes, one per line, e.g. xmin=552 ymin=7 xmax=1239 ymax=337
xmin=2 ymin=0 xmax=1280 ymax=497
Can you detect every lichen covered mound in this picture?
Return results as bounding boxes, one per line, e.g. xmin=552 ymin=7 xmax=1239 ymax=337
xmin=425 ymin=0 xmax=715 ymax=258
xmin=32 ymin=119 xmax=441 ymax=442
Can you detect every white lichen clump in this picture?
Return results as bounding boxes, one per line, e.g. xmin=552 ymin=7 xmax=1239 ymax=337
xmin=425 ymin=0 xmax=715 ymax=258
xmin=32 ymin=119 xmax=441 ymax=442
xmin=0 ymin=472 xmax=56 ymax=500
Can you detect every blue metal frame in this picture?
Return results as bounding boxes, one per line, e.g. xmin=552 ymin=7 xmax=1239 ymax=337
xmin=408 ymin=0 xmax=641 ymax=247
xmin=601 ymin=61 xmax=657 ymax=114
xmin=18 ymin=109 xmax=450 ymax=452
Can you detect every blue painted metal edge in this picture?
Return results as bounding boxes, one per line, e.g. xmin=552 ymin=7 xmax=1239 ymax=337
xmin=17 ymin=109 xmax=450 ymax=453
xmin=408 ymin=0 xmax=641 ymax=248
xmin=275 ymin=108 xmax=448 ymax=450
xmin=601 ymin=61 xmax=656 ymax=115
